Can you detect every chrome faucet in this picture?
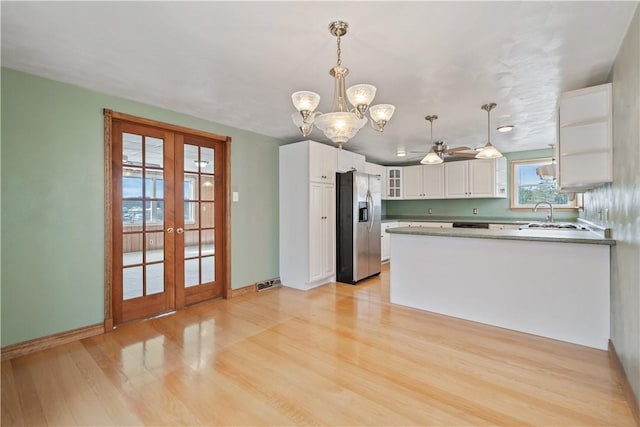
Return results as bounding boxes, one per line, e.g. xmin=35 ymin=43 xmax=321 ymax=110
xmin=533 ymin=201 xmax=554 ymax=223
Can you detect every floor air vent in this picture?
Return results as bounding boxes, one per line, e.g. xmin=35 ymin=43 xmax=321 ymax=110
xmin=255 ymin=277 xmax=282 ymax=292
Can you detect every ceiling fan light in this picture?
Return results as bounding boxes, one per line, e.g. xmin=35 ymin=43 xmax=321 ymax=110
xmin=475 ymin=142 xmax=503 ymax=159
xmin=497 ymin=125 xmax=514 ymax=133
xmin=421 ymin=149 xmax=443 ymax=165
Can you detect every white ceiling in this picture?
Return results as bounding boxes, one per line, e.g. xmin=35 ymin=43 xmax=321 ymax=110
xmin=1 ymin=1 xmax=636 ymax=165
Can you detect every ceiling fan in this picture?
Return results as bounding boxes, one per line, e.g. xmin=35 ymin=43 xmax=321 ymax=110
xmin=398 ymin=115 xmax=476 ymax=163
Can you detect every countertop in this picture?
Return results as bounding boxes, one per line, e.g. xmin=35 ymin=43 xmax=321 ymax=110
xmin=382 ymin=216 xmax=537 ymax=224
xmin=386 ymin=225 xmax=615 ymax=246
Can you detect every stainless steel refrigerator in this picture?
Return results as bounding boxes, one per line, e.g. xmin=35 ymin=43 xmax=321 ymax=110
xmin=336 ymin=171 xmax=382 ymax=284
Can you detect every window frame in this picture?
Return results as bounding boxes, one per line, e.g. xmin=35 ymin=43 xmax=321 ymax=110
xmin=510 ymin=157 xmax=579 ymax=210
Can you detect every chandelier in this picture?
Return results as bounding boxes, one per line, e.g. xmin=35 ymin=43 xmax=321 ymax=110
xmin=291 ymin=21 xmax=395 ymax=148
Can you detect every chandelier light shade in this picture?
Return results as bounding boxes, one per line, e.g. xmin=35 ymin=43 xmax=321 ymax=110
xmin=421 ymin=115 xmax=443 ymax=165
xmin=291 ymin=21 xmax=395 ymax=147
xmin=476 ymin=103 xmax=504 ymax=159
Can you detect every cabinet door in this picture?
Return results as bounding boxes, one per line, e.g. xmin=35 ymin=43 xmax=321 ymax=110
xmin=403 ymin=165 xmax=423 ymax=199
xmin=352 ymin=152 xmax=366 ymax=172
xmin=381 ymin=222 xmax=397 ymax=261
xmin=308 ymin=182 xmax=324 ymax=281
xmin=322 ymin=184 xmax=335 ymax=277
xmin=309 ymin=142 xmax=336 ymax=183
xmin=445 ymin=161 xmax=468 ymax=198
xmin=336 ymin=150 xmax=366 ymax=172
xmin=469 ymin=159 xmax=494 ymax=197
xmin=386 ymin=167 xmax=403 ymax=199
xmin=422 ymin=164 xmax=444 ymax=198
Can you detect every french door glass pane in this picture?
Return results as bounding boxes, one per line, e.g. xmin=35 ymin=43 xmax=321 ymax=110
xmin=146 ymin=263 xmax=164 ymax=295
xmin=184 ymin=230 xmax=199 ymax=257
xmin=201 ymin=147 xmax=214 ymax=173
xmin=145 ymin=137 xmax=164 ymax=168
xmin=123 ymin=266 xmax=143 ymax=300
xmin=184 ymin=144 xmax=199 ymax=172
xmin=123 ymin=133 xmax=142 ymax=165
xmin=201 ymin=256 xmax=215 ymax=283
xmin=184 ymin=174 xmax=198 ymax=200
xmin=123 ymin=233 xmax=143 ymax=266
xmin=123 ymin=200 xmax=144 ymax=231
xmin=201 ymin=202 xmax=215 ymax=228
xmin=123 ymin=168 xmax=143 ymax=198
xmin=145 ymin=201 xmax=164 ymax=229
xmin=200 ymin=176 xmax=215 ymax=200
xmin=185 ymin=259 xmax=199 ymax=287
xmin=184 ymin=202 xmax=199 ymax=229
xmin=146 ymin=232 xmax=164 ymax=262
xmin=201 ymin=230 xmax=214 ymax=256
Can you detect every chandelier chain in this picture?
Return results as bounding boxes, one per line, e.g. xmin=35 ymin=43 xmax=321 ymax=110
xmin=336 ymin=35 xmax=342 ymax=67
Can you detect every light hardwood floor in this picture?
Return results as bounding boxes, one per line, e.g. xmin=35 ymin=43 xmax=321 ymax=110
xmin=2 ymin=264 xmax=636 ymax=426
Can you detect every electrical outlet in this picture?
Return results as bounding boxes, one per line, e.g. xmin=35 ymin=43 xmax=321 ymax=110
xmin=428 ymin=208 xmax=433 ymax=215
xmin=473 ymin=208 xmax=478 ymax=215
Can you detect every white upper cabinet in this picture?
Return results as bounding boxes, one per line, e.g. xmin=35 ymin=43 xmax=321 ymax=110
xmin=365 ymin=162 xmax=388 ymax=199
xmin=403 ymin=164 xmax=444 ymax=199
xmin=308 ymin=141 xmax=337 ymax=183
xmin=444 ymin=161 xmax=468 ymax=198
xmin=336 ymin=149 xmax=366 ymax=173
xmin=557 ymin=83 xmax=612 ymax=191
xmin=445 ymin=158 xmax=507 ymax=199
xmin=385 ymin=167 xmax=403 ymax=199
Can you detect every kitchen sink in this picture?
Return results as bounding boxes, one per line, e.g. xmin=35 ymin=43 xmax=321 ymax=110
xmin=519 ymin=222 xmax=589 ymax=231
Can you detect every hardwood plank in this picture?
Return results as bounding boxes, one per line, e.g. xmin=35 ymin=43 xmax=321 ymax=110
xmin=1 ymin=361 xmax=25 ymax=426
xmin=1 ymin=264 xmax=636 ymax=426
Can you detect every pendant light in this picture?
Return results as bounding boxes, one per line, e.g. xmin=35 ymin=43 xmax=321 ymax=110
xmin=421 ymin=115 xmax=443 ymax=165
xmin=476 ymin=103 xmax=504 ymax=159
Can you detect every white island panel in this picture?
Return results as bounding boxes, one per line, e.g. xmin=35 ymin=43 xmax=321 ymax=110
xmin=390 ymin=233 xmax=610 ymax=349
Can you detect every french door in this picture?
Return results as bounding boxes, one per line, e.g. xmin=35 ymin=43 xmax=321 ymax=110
xmin=108 ymin=112 xmax=228 ymax=325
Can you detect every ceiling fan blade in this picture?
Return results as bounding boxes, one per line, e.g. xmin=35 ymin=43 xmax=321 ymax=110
xmin=449 ymin=152 xmax=477 ymax=158
xmin=447 ymin=146 xmax=472 ymax=152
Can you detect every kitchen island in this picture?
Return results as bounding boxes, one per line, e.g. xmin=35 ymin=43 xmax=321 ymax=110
xmin=387 ymin=226 xmax=614 ymax=349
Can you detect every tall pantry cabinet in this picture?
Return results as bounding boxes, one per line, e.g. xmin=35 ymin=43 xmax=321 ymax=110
xmin=279 ymin=141 xmax=337 ymax=290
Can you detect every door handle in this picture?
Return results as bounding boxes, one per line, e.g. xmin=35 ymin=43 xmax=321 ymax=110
xmin=166 ymin=227 xmax=174 ymax=233
xmin=176 ymin=227 xmax=184 ymax=234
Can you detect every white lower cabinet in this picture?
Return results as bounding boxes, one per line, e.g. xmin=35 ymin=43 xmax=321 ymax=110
xmin=381 ymin=222 xmax=398 ymax=262
xmin=280 ymin=141 xmax=337 ymax=290
xmin=309 ymin=183 xmax=335 ymax=282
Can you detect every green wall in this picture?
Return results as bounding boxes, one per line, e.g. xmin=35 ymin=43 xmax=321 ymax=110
xmin=1 ymin=68 xmax=284 ymax=346
xmin=383 ymin=150 xmax=579 ymax=222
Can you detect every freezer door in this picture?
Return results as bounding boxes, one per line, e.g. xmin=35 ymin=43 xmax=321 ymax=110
xmin=354 ymin=172 xmax=370 ymax=281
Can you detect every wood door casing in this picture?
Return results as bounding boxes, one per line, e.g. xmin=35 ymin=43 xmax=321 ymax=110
xmin=104 ymin=110 xmax=231 ymax=328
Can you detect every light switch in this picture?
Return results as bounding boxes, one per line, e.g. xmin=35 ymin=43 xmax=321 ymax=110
xmin=232 ymin=191 xmax=239 ymax=202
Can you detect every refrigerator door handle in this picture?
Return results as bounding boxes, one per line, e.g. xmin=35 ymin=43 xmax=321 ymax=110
xmin=367 ymin=190 xmax=374 ymax=232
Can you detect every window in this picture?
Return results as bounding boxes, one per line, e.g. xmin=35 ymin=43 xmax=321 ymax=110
xmin=510 ymin=158 xmax=578 ymax=209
